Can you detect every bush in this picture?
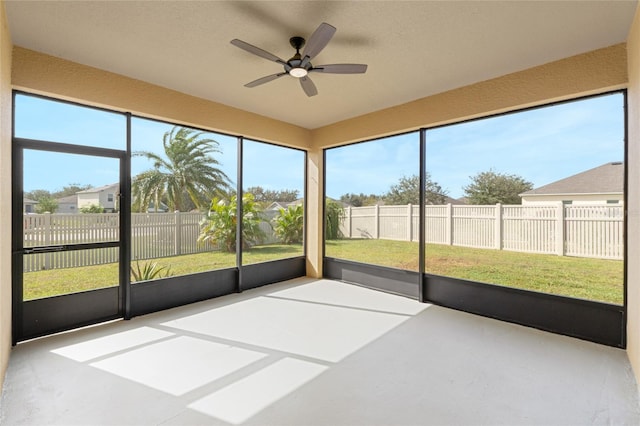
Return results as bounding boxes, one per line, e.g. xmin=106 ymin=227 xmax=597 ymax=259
xmin=198 ymin=193 xmax=267 ymax=252
xmin=325 ymin=199 xmax=345 ymax=240
xmin=80 ymin=204 xmax=105 ymax=213
xmin=35 ymin=197 xmax=58 ymax=214
xmin=272 ymin=204 xmax=303 ymax=244
xmin=130 ymin=261 xmax=172 ymax=282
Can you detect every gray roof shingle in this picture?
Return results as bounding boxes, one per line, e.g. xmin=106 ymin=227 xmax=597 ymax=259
xmin=521 ymin=162 xmax=623 ymax=196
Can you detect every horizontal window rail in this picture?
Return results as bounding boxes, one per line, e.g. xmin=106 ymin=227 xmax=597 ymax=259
xmin=21 ymin=210 xmax=283 ymax=272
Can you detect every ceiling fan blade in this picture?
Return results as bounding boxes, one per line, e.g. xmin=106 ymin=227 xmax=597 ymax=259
xmin=245 ymin=73 xmax=287 ymax=88
xmin=299 ymin=76 xmax=318 ymax=97
xmin=231 ymin=39 xmax=286 ymax=65
xmin=301 ymin=22 xmax=336 ymax=66
xmin=311 ymin=64 xmax=368 ymax=74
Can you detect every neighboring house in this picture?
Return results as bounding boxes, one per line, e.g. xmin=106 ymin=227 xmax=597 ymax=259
xmin=147 ymin=201 xmax=169 ymax=213
xmin=77 ymin=183 xmax=119 ymax=212
xmin=23 ymin=198 xmax=37 ymax=213
xmin=266 ymin=200 xmax=303 ymax=211
xmin=520 ymin=162 xmax=623 ymax=205
xmin=56 ymin=194 xmax=78 ymax=214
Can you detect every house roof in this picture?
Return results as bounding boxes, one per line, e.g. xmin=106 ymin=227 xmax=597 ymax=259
xmin=23 ymin=198 xmax=37 ymax=204
xmin=56 ymin=195 xmax=78 ymax=204
xmin=520 ymin=162 xmax=623 ymax=197
xmin=4 ymin=2 xmax=637 ymax=129
xmin=77 ymin=183 xmax=119 ymax=194
xmin=267 ymin=199 xmax=304 ymax=210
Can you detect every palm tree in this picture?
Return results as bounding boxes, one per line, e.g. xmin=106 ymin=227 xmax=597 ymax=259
xmin=132 ymin=126 xmax=232 ymax=212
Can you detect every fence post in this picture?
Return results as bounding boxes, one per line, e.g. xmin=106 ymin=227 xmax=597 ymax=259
xmin=495 ymin=203 xmax=502 ymax=250
xmin=555 ymin=201 xmax=565 ymax=256
xmin=346 ymin=206 xmax=352 ymax=238
xmin=407 ymin=204 xmax=413 ymax=241
xmin=446 ymin=203 xmax=453 ymax=245
xmin=374 ymin=204 xmax=380 ymax=239
xmin=174 ymin=211 xmax=182 ymax=256
xmin=44 ymin=212 xmax=52 ymax=270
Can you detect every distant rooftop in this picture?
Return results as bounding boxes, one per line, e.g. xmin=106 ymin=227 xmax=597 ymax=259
xmin=77 ymin=183 xmax=119 ymax=193
xmin=521 ymin=162 xmax=623 ymax=196
xmin=56 ymin=194 xmax=78 ymax=203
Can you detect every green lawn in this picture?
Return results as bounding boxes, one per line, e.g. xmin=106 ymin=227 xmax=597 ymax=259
xmin=326 ymin=239 xmax=623 ymax=305
xmin=24 ymin=239 xmax=623 ymax=305
xmin=23 ymin=244 xmax=303 ymax=300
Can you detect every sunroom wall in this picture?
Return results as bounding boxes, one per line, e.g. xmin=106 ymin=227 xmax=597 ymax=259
xmin=311 ymin=43 xmax=627 ymax=149
xmin=11 ymin=47 xmax=311 ymax=150
xmin=626 ymin=4 xmax=640 ymax=385
xmin=0 ymin=0 xmax=12 ymax=390
xmin=3 ymin=34 xmax=635 ymax=387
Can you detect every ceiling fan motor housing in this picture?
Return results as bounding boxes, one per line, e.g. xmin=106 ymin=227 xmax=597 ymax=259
xmin=287 ymin=37 xmax=312 ymax=76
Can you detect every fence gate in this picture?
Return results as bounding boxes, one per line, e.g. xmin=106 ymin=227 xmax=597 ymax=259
xmin=12 ymin=141 xmax=127 ymax=342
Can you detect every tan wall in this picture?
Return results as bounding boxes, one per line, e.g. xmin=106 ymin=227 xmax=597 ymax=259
xmin=311 ymin=44 xmax=628 ymax=149
xmin=0 ymin=0 xmax=11 ymax=389
xmin=305 ymin=149 xmax=323 ymax=278
xmin=11 ymin=47 xmax=311 ymax=150
xmin=5 ymin=15 xmax=637 ymax=385
xmin=626 ymin=5 xmax=640 ymax=387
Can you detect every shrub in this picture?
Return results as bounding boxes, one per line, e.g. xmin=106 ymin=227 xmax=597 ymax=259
xmin=131 ymin=261 xmax=172 ymax=282
xmin=80 ymin=204 xmax=105 ymax=213
xmin=198 ymin=193 xmax=267 ymax=252
xmin=325 ymin=199 xmax=345 ymax=240
xmin=272 ymin=204 xmax=303 ymax=244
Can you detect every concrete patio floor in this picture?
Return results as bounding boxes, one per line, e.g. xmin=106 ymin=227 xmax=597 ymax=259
xmin=1 ymin=277 xmax=639 ymax=425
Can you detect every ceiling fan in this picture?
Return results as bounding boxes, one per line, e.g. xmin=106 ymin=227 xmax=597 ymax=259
xmin=230 ymin=22 xmax=367 ymax=97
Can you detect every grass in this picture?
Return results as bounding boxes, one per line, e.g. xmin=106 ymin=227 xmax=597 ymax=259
xmin=23 ymin=244 xmax=303 ymax=301
xmin=23 ymin=239 xmax=623 ymax=305
xmin=326 ymin=239 xmax=623 ymax=305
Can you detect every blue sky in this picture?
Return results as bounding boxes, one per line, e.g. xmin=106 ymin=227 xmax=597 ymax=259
xmin=326 ymin=92 xmax=624 ymax=199
xmin=16 ymin=92 xmax=624 ymax=200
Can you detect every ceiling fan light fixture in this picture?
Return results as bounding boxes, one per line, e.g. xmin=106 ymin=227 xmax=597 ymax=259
xmin=289 ymin=67 xmax=308 ymax=78
xmin=231 ymin=22 xmax=367 ymax=97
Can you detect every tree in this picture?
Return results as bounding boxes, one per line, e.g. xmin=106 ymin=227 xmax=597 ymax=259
xmin=384 ymin=174 xmax=448 ymax=205
xmin=52 ymin=184 xmax=92 ymax=199
xmin=463 ymin=170 xmax=533 ymax=205
xmin=246 ymin=186 xmax=299 ymax=205
xmin=339 ymin=193 xmax=380 ymax=207
xmin=24 ymin=189 xmax=51 ymax=202
xmin=272 ymin=204 xmax=303 ymax=244
xmin=198 ymin=193 xmax=267 ymax=252
xmin=132 ymin=126 xmax=231 ymax=212
xmin=35 ymin=197 xmax=58 ymax=214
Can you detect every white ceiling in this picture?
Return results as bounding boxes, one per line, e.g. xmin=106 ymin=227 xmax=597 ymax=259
xmin=5 ymin=1 xmax=638 ymax=129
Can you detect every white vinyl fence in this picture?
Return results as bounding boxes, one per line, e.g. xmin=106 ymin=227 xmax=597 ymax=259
xmin=22 ymin=203 xmax=623 ymax=272
xmin=23 ymin=211 xmax=279 ymax=272
xmin=341 ymin=203 xmax=624 ymax=260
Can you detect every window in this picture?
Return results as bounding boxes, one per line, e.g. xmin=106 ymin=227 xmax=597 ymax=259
xmin=131 ymin=118 xmax=237 ymax=281
xmin=241 ymin=139 xmax=305 ymax=265
xmin=14 ymin=93 xmax=126 ymax=149
xmin=325 ymin=133 xmax=420 ymax=271
xmin=424 ymin=93 xmax=624 ymax=304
